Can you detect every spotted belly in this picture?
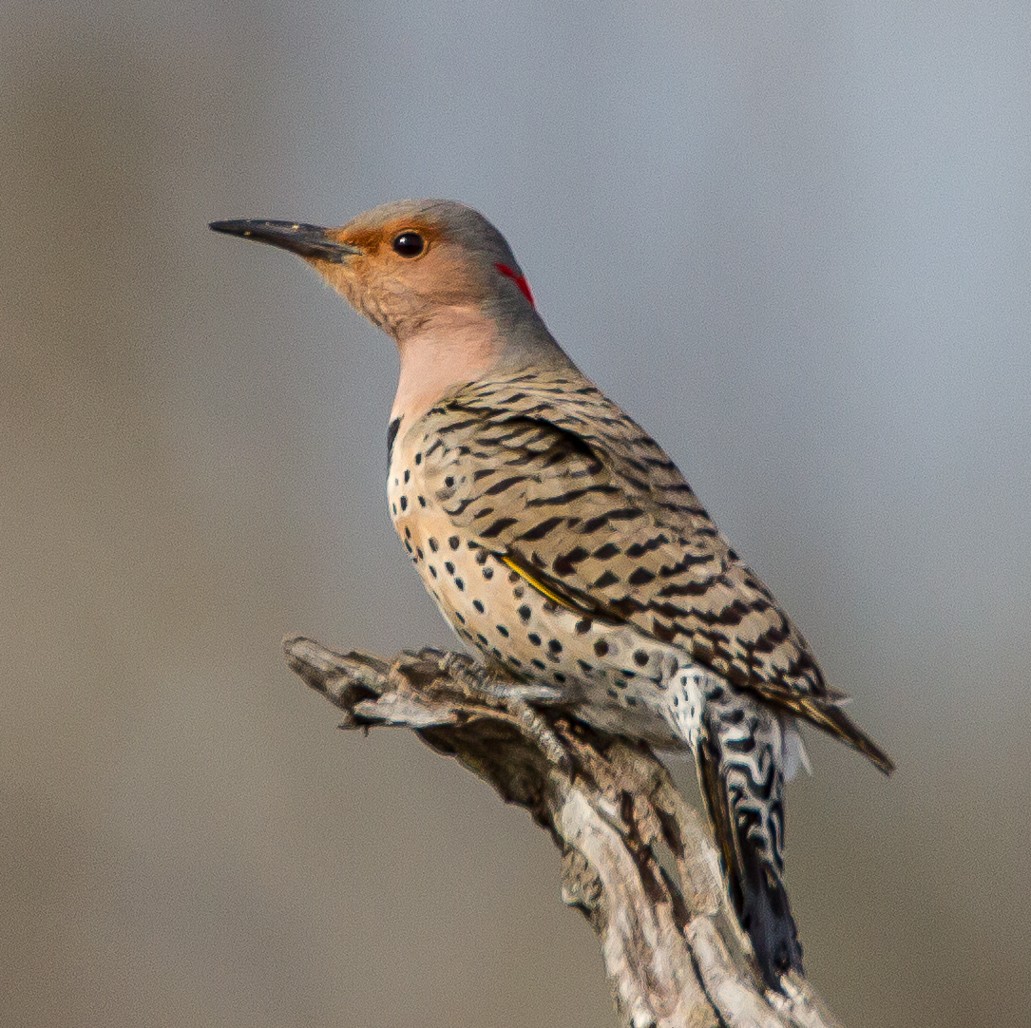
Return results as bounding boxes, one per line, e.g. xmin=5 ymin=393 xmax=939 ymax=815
xmin=391 ymin=497 xmax=695 ymax=745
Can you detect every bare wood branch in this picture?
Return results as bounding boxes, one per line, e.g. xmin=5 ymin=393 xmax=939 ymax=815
xmin=284 ymin=635 xmax=845 ymax=1028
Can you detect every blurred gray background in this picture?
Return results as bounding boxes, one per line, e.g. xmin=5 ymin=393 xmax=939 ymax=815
xmin=2 ymin=2 xmax=1028 ymax=1026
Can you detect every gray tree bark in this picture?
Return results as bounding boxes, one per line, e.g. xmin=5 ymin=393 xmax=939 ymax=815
xmin=284 ymin=635 xmax=844 ymax=1028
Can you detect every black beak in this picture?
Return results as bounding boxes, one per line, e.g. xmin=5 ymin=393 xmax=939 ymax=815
xmin=209 ymin=219 xmax=361 ymax=263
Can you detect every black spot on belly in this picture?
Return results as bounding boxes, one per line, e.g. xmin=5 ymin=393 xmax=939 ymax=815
xmin=594 ymin=640 xmax=609 ymax=657
xmin=633 ymin=649 xmax=649 ymax=667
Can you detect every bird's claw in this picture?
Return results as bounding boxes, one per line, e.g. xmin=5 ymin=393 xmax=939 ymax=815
xmin=439 ymin=654 xmax=573 ymax=773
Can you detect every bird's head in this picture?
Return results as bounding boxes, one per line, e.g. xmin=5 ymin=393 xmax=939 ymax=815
xmin=210 ymin=199 xmax=539 ymax=344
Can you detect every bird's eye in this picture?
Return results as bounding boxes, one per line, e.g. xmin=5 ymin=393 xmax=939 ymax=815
xmin=392 ymin=231 xmax=425 ymax=258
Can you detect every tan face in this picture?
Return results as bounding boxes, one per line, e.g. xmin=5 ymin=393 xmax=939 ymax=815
xmin=210 ymin=199 xmax=535 ymax=342
xmin=314 ymin=213 xmax=483 ymax=335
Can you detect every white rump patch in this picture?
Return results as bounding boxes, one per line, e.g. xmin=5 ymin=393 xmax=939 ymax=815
xmin=780 ymin=717 xmax=812 ymax=780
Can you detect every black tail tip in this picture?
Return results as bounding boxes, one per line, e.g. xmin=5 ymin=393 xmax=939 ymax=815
xmin=741 ymin=871 xmax=805 ymax=990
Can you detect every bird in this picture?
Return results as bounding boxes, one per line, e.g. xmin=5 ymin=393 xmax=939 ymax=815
xmin=210 ymin=199 xmax=893 ymax=989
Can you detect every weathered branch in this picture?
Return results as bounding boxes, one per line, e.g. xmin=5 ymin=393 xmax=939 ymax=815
xmin=284 ymin=635 xmax=844 ymax=1028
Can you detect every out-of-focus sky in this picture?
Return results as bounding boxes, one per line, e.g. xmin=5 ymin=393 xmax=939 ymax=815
xmin=2 ymin=3 xmax=1028 ymax=1026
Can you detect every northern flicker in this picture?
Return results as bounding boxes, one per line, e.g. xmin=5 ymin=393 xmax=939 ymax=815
xmin=210 ymin=200 xmax=893 ymax=988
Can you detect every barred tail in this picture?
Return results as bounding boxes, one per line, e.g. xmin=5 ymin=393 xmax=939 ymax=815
xmin=694 ymin=696 xmax=804 ymax=989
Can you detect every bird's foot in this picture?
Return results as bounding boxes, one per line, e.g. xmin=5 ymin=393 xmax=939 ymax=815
xmin=437 ymin=651 xmax=565 ymax=704
xmin=435 ymin=652 xmax=573 ymax=773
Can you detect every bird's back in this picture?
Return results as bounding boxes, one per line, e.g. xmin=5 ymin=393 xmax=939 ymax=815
xmin=388 ymin=364 xmax=891 ymax=773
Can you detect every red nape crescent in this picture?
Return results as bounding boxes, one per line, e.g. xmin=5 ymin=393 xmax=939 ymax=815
xmin=495 ymin=262 xmax=535 ymax=307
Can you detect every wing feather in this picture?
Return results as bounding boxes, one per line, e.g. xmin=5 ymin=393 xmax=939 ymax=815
xmin=418 ymin=372 xmax=892 ymax=772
